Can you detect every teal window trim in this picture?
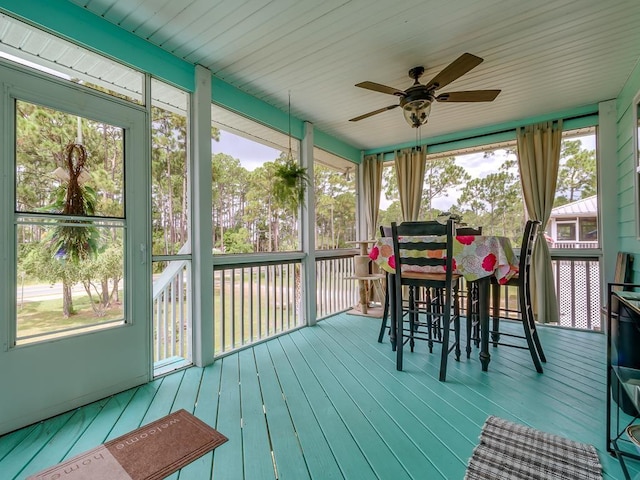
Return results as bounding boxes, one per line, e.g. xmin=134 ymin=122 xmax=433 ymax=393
xmin=366 ymin=109 xmax=598 ymax=160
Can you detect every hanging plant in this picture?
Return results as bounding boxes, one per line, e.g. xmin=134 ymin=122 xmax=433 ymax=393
xmin=272 ymin=90 xmax=310 ymax=212
xmin=273 ymin=156 xmax=310 ymax=212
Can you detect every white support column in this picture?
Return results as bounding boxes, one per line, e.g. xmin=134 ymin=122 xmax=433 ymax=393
xmin=301 ymin=121 xmax=317 ymax=326
xmin=598 ymin=99 xmax=618 ymax=309
xmin=192 ymin=65 xmax=214 ymax=366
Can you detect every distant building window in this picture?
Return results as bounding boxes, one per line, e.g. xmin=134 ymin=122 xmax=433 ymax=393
xmin=557 ymin=222 xmax=576 ymax=241
xmin=579 ymin=218 xmax=597 ymax=241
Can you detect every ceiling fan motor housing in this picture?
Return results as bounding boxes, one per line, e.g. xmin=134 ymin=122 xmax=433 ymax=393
xmin=400 ymin=85 xmax=434 ymax=128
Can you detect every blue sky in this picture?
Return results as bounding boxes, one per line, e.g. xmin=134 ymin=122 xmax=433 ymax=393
xmin=212 ymin=129 xmax=281 ymax=171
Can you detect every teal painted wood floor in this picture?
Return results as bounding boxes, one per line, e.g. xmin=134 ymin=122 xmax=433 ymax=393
xmin=0 ymin=313 xmax=635 ymax=479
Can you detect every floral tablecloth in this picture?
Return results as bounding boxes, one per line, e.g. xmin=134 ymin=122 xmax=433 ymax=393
xmin=369 ymin=235 xmax=518 ymax=284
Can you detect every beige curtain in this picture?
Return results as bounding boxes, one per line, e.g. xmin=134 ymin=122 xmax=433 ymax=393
xmin=395 ymin=148 xmax=426 ymax=221
xmin=516 ymin=120 xmax=563 ymax=324
xmin=362 ymin=154 xmax=384 ymax=239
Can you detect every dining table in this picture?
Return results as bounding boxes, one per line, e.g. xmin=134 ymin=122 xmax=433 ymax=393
xmin=369 ymin=234 xmax=518 ymax=371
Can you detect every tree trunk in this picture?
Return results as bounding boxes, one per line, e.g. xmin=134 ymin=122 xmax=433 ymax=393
xmin=62 ymin=280 xmax=73 ymax=318
xmin=101 ymin=278 xmax=110 ymax=307
xmin=111 ymin=278 xmax=120 ymax=303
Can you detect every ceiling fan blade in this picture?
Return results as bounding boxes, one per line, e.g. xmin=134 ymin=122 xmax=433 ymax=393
xmin=425 ymin=53 xmax=484 ymax=90
xmin=436 ymin=90 xmax=501 ymax=102
xmin=349 ymin=104 xmax=399 ymax=122
xmin=355 ymin=81 xmax=405 ymax=97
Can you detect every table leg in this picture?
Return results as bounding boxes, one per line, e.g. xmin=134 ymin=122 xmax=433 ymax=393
xmin=478 ymin=277 xmax=491 ymax=371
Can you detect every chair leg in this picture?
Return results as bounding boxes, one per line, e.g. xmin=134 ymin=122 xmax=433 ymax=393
xmin=377 ymin=276 xmax=390 ymax=343
xmin=426 ymin=288 xmax=434 ymax=353
xmin=466 ymin=294 xmax=472 ymax=359
xmin=409 ymin=287 xmax=416 ymax=352
xmin=519 ymin=283 xmax=543 ymax=373
xmin=435 ymin=288 xmax=443 ymax=340
xmin=389 ymin=281 xmax=397 ymax=351
xmin=439 ymin=307 xmax=450 ymax=382
xmin=524 ymin=285 xmax=546 ymax=363
xmin=533 ymin=330 xmax=546 ymax=363
xmin=491 ymin=283 xmax=501 ymax=346
xmin=524 ymin=327 xmax=543 ymax=373
xmin=395 ymin=282 xmax=403 ymax=371
xmin=454 ymin=287 xmax=461 ymax=361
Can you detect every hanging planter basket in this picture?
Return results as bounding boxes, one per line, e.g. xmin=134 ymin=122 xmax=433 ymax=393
xmin=273 ymin=158 xmax=310 ymax=212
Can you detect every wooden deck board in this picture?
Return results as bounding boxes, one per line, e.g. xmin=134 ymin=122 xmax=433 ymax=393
xmin=290 ymin=328 xmax=416 ymax=480
xmin=141 ymin=369 xmax=185 ymax=424
xmin=177 ymin=361 xmax=221 ymax=480
xmin=212 ymin=355 xmax=244 ymax=480
xmin=19 ymin=401 xmax=105 ymax=478
xmin=0 ymin=313 xmax=637 ymax=479
xmin=253 ymin=342 xmax=312 ymax=480
xmin=238 ymin=348 xmax=277 ymax=480
xmin=266 ymin=338 xmax=344 ymax=479
xmin=300 ymin=324 xmax=459 ymax=479
xmin=106 ymin=378 xmax=162 ymax=441
xmin=0 ymin=425 xmax=36 ymax=462
xmin=2 ymin=410 xmax=75 ymax=479
xmin=63 ymin=388 xmax=137 ymax=459
xmin=278 ymin=333 xmax=378 ymax=480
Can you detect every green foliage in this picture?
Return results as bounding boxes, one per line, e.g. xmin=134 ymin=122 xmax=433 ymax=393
xmin=21 ymin=242 xmax=82 ymax=286
xmin=222 ymin=228 xmax=254 ymax=254
xmin=314 ymin=165 xmax=356 ymax=248
xmin=272 ymin=157 xmax=311 ymax=212
xmin=45 ymin=184 xmax=100 ymax=263
xmin=378 ymin=200 xmax=403 ymax=228
xmin=151 ymin=106 xmax=189 ymax=255
xmin=420 ymin=157 xmax=471 ymax=219
xmin=555 ymin=140 xmax=596 ymax=206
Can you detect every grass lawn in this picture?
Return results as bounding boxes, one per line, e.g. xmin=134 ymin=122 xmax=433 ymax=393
xmin=17 ymin=294 xmax=123 ymax=339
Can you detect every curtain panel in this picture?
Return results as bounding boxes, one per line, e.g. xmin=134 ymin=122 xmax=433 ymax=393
xmin=395 ymin=147 xmax=426 ymax=221
xmin=516 ymin=120 xmax=562 ymax=324
xmin=362 ymin=154 xmax=384 ymax=239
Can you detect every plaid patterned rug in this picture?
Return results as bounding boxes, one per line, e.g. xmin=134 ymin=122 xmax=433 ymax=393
xmin=465 ymin=416 xmax=602 ymax=480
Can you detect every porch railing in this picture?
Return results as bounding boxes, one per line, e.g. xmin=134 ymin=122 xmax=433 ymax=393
xmin=213 ymin=258 xmax=302 ymax=356
xmin=152 ymin=259 xmax=191 ymax=368
xmin=492 ymin=251 xmax=601 ymax=330
xmin=211 ymin=251 xmax=360 ymax=356
xmin=552 ymin=241 xmax=598 ymax=249
xmin=315 ymin=250 xmax=359 ymax=319
xmin=152 ymin=249 xmax=602 ymax=368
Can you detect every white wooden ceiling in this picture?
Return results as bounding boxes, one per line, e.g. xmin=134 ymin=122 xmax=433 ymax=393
xmin=68 ymin=0 xmax=640 ymax=151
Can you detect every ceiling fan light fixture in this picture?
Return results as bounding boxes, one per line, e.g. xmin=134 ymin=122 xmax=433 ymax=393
xmin=402 ymin=98 xmax=431 ymax=128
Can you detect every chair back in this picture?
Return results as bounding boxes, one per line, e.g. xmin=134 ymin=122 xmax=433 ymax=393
xmin=380 ymin=225 xmax=392 ymax=237
xmin=390 ymin=219 xmax=455 ymax=283
xmin=519 ymin=220 xmax=542 ymax=288
xmin=519 ymin=220 xmax=541 ymax=269
xmin=456 ymin=226 xmax=482 ymax=235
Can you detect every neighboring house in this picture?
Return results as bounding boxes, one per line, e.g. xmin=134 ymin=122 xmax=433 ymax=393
xmin=548 ymin=195 xmax=598 ymax=248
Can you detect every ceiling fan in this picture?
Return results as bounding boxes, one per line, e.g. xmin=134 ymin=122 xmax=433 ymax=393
xmin=349 ymin=53 xmax=501 ymax=128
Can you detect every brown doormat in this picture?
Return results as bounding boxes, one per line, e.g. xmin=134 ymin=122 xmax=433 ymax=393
xmin=27 ymin=409 xmax=228 ymax=480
